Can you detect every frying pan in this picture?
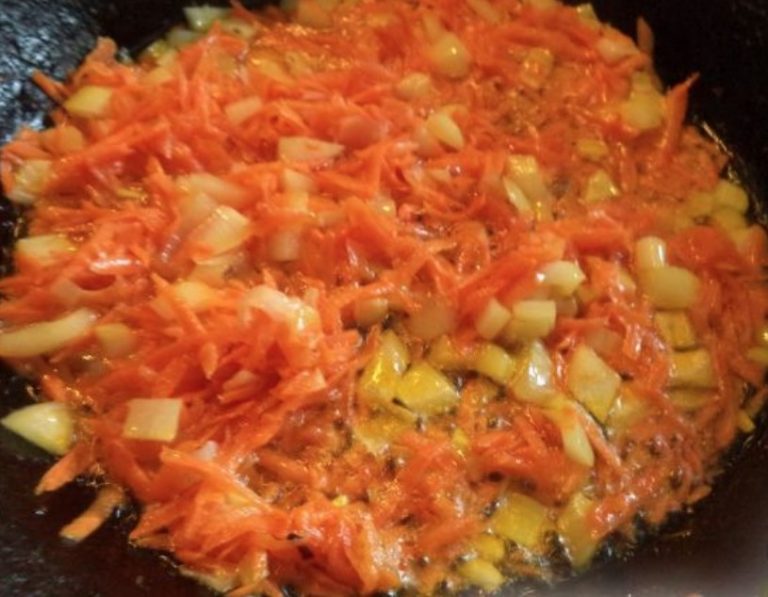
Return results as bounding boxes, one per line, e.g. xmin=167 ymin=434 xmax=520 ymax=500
xmin=1 ymin=1 xmax=768 ymax=595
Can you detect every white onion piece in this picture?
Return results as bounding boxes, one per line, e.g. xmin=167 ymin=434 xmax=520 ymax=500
xmin=225 ymin=96 xmax=264 ymax=126
xmin=639 ymin=266 xmax=699 ymax=309
xmin=596 ymin=34 xmax=639 ymax=65
xmin=1 ymin=402 xmax=74 ymax=455
xmin=191 ymin=206 xmax=251 ymax=259
xmin=425 ymin=111 xmax=465 ymax=150
xmin=16 ymin=234 xmax=75 ymax=267
xmin=0 ymin=309 xmax=98 ymax=358
xmin=240 ymin=285 xmax=320 ymax=335
xmin=94 ymin=323 xmax=137 ymax=358
xmin=282 ymin=168 xmax=316 ymax=193
xmin=395 ymin=73 xmax=433 ymax=100
xmin=506 ymin=155 xmax=552 ymax=219
xmin=634 ymin=236 xmax=667 ymax=270
xmin=184 ymin=6 xmax=230 ymax=32
xmin=428 ymin=33 xmax=471 ymax=79
xmin=278 ymin=136 xmax=344 ymax=163
xmin=8 ymin=160 xmax=51 ymax=205
xmin=539 ymin=261 xmax=586 ymax=296
xmin=511 ymin=340 xmax=556 ymax=402
xmin=475 ymin=298 xmax=512 ymax=340
xmin=178 ymin=173 xmax=248 ymax=208
xmin=64 ymin=86 xmax=113 ymax=119
xmin=123 ymin=398 xmax=183 ymax=442
xmin=268 ymin=229 xmax=302 ymax=262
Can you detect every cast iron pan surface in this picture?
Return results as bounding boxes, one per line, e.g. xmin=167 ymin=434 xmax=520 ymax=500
xmin=2 ymin=1 xmax=768 ymax=595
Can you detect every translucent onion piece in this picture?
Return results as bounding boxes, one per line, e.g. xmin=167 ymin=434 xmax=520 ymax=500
xmin=428 ymin=33 xmax=471 ymax=79
xmin=475 ymin=298 xmax=512 ymax=340
xmin=396 ymin=361 xmax=459 ymax=416
xmin=123 ymin=398 xmax=183 ymax=442
xmin=240 ymin=285 xmax=320 ymax=335
xmin=425 ymin=111 xmax=465 ymax=150
xmin=184 ymin=6 xmax=230 ymax=32
xmin=225 ymin=96 xmax=264 ymax=125
xmin=8 ymin=160 xmax=51 ymax=204
xmin=278 ymin=136 xmax=345 ymax=163
xmin=191 ymin=206 xmax=251 ymax=258
xmin=456 ymin=559 xmax=504 ymax=592
xmin=407 ymin=298 xmax=456 ymax=341
xmin=15 ymin=234 xmax=75 ymax=267
xmin=638 ymin=266 xmax=699 ymax=309
xmin=0 ymin=308 xmax=98 ymax=358
xmin=1 ymin=402 xmax=74 ymax=455
xmin=395 ymin=72 xmax=433 ymax=100
xmin=538 ymin=261 xmax=586 ymax=296
xmin=510 ymin=340 xmax=555 ymax=402
xmin=472 ymin=343 xmax=518 ymax=385
xmin=94 ymin=323 xmax=138 ymax=358
xmin=634 ymin=236 xmax=667 ymax=270
xmin=178 ymin=173 xmax=249 ymax=208
xmin=492 ymin=492 xmax=551 ymax=550
xmin=64 ymin=86 xmax=113 ymax=119
xmin=567 ymin=344 xmax=621 ymax=422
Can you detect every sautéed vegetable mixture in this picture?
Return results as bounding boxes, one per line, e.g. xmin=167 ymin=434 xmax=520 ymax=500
xmin=2 ymin=0 xmax=768 ymax=594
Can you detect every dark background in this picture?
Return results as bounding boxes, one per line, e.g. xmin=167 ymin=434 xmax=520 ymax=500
xmin=1 ymin=0 xmax=768 ymax=595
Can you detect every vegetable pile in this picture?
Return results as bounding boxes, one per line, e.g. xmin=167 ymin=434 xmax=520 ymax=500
xmin=2 ymin=0 xmax=768 ymax=594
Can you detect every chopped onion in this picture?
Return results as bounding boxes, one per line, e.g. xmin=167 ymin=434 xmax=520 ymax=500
xmin=94 ymin=323 xmax=138 ymax=358
xmin=506 ymin=154 xmax=552 ymax=219
xmin=354 ymin=297 xmax=389 ymax=328
xmin=166 ymin=27 xmax=202 ymax=49
xmin=472 ymin=343 xmax=518 ymax=385
xmin=15 ymin=234 xmax=75 ymax=268
xmin=713 ymin=179 xmax=749 ymax=214
xmin=567 ymin=344 xmax=621 ymax=422
xmin=502 ymin=176 xmax=534 ymax=216
xmin=184 ymin=6 xmax=230 ymax=32
xmin=686 ymin=191 xmax=715 ymax=218
xmin=546 ymin=400 xmax=595 ymax=467
xmin=456 ymin=559 xmax=504 ymax=592
xmin=539 ymin=261 xmax=586 ymax=296
xmin=278 ymin=136 xmax=344 ymax=163
xmin=145 ymin=66 xmax=174 ymax=86
xmin=0 ymin=308 xmax=98 ymax=358
xmin=178 ymin=173 xmax=248 ymax=208
xmin=425 ymin=110 xmax=465 ymax=150
xmin=596 ymin=34 xmax=639 ymax=64
xmin=225 ymin=96 xmax=264 ymax=126
xmin=267 ymin=229 xmax=302 ymax=262
xmin=654 ymin=311 xmax=697 ymax=350
xmin=428 ymin=335 xmax=472 ymax=371
xmin=583 ymin=169 xmax=619 ymax=203
xmin=282 ymin=168 xmax=316 ymax=193
xmin=64 ymin=86 xmax=113 ymax=119
xmin=576 ymin=138 xmax=609 ymax=162
xmin=710 ymin=208 xmax=747 ymax=232
xmin=123 ymin=398 xmax=183 ymax=442
xmin=178 ymin=193 xmax=218 ymax=237
xmin=395 ymin=72 xmax=433 ymax=100
xmin=471 ymin=533 xmax=505 ymax=563
xmin=1 ymin=402 xmax=74 ymax=455
xmin=396 ymin=361 xmax=459 ymax=416
xmin=669 ymin=349 xmax=716 ymax=389
xmin=241 ymin=285 xmax=320 ymax=335
xmin=475 ymin=298 xmax=512 ymax=340
xmin=8 ymin=160 xmax=51 ymax=204
xmin=191 ymin=206 xmax=251 ymax=259
xmin=504 ymin=300 xmax=557 ymax=341
xmin=634 ymin=236 xmax=667 ymax=270
xmin=638 ymin=266 xmax=699 ymax=309
xmin=358 ymin=330 xmax=410 ymax=412
xmin=428 ymin=32 xmax=471 ymax=79
xmin=557 ymin=493 xmax=599 ymax=569
xmin=620 ymin=74 xmax=664 ymax=131
xmin=492 ymin=492 xmax=551 ymax=550
xmin=511 ymin=340 xmax=555 ymax=402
